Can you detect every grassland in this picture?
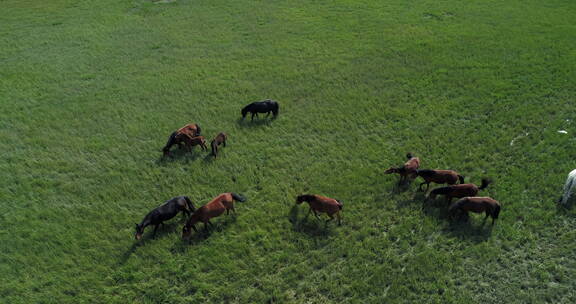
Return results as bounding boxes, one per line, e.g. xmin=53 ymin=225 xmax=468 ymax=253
xmin=1 ymin=0 xmax=576 ymax=303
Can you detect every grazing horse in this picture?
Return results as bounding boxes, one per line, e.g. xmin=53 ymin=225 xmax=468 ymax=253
xmin=559 ymin=169 xmax=576 ymax=206
xmin=384 ymin=153 xmax=421 ymax=183
xmin=241 ymin=99 xmax=279 ymax=120
xmin=178 ymin=134 xmax=208 ymax=152
xmin=177 ymin=123 xmax=201 ymax=138
xmin=449 ymin=197 xmax=501 ymax=225
xmin=428 ymin=178 xmax=492 ymax=203
xmin=162 ymin=123 xmax=202 ymax=156
xmin=135 ymin=196 xmax=195 ymax=240
xmin=182 ymin=192 xmax=246 ymax=238
xmin=211 ymin=132 xmax=228 ymax=158
xmin=416 ymin=169 xmax=465 ymax=191
xmin=295 ymin=194 xmax=343 ymax=225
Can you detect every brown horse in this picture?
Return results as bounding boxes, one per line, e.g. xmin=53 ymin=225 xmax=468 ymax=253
xmin=384 ymin=153 xmax=420 ymax=183
xmin=211 ymin=132 xmax=227 ymax=158
xmin=177 ymin=123 xmax=201 ymax=138
xmin=428 ymin=178 xmax=492 ymax=203
xmin=178 ymin=134 xmax=208 ymax=152
xmin=182 ymin=192 xmax=246 ymax=238
xmin=296 ymin=194 xmax=343 ymax=225
xmin=162 ymin=123 xmax=202 ymax=156
xmin=416 ymin=169 xmax=465 ymax=191
xmin=449 ymin=197 xmax=501 ymax=225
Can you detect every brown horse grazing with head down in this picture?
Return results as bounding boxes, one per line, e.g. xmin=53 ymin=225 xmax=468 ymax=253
xmin=211 ymin=132 xmax=227 ymax=158
xmin=416 ymin=169 xmax=465 ymax=191
xmin=162 ymin=123 xmax=202 ymax=156
xmin=177 ymin=123 xmax=201 ymax=138
xmin=296 ymin=194 xmax=343 ymax=225
xmin=384 ymin=153 xmax=420 ymax=183
xmin=428 ymin=178 xmax=492 ymax=203
xmin=182 ymin=192 xmax=246 ymax=238
xmin=178 ymin=134 xmax=208 ymax=152
xmin=449 ymin=197 xmax=501 ymax=225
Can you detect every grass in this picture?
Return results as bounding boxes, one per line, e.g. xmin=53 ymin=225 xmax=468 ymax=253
xmin=1 ymin=0 xmax=576 ymax=303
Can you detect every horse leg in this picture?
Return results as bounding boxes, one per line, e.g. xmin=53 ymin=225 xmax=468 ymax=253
xmin=336 ymin=212 xmax=342 ymax=226
xmin=425 ymin=183 xmax=430 ymax=191
xmin=325 ymin=213 xmax=335 ymax=223
xmin=153 ymin=224 xmax=159 ymax=238
xmin=418 ymin=182 xmax=426 ymax=192
xmin=191 ymin=224 xmax=198 ymax=232
xmin=222 ymin=139 xmax=226 ymax=147
xmin=251 ymin=113 xmax=256 ymax=121
xmin=313 ymin=210 xmax=321 ymax=220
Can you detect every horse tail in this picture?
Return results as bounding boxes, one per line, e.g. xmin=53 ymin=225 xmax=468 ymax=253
xmin=492 ymin=203 xmax=501 ymax=219
xmin=231 ymin=192 xmax=246 ymax=202
xmin=184 ymin=196 xmax=196 ymax=212
xmin=479 ymin=178 xmax=492 ymax=190
xmin=211 ymin=140 xmax=217 ymax=157
xmin=162 ymin=131 xmax=178 ymax=153
xmin=337 ymin=200 xmax=343 ymax=210
xmin=406 ymin=153 xmax=413 ymax=160
xmin=458 ymin=175 xmax=465 ymax=184
xmin=272 ymin=102 xmax=279 ymax=117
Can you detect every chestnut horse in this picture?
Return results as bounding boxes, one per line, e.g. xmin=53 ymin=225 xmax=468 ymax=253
xmin=384 ymin=153 xmax=421 ymax=183
xmin=135 ymin=196 xmax=195 ymax=240
xmin=211 ymin=132 xmax=227 ymax=158
xmin=449 ymin=197 xmax=501 ymax=225
xmin=428 ymin=178 xmax=492 ymax=203
xmin=182 ymin=192 xmax=246 ymax=238
xmin=416 ymin=169 xmax=465 ymax=191
xmin=296 ymin=194 xmax=343 ymax=225
xmin=162 ymin=123 xmax=202 ymax=156
xmin=178 ymin=134 xmax=208 ymax=152
xmin=241 ymin=99 xmax=279 ymax=120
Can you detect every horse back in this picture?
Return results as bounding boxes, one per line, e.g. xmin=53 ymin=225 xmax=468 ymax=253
xmin=310 ymin=195 xmax=341 ymax=214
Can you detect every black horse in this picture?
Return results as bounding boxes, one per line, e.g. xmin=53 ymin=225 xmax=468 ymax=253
xmin=135 ymin=196 xmax=196 ymax=240
xmin=241 ymin=99 xmax=279 ymax=120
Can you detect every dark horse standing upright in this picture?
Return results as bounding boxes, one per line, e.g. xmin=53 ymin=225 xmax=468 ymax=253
xmin=135 ymin=196 xmax=196 ymax=240
xmin=241 ymin=99 xmax=279 ymax=120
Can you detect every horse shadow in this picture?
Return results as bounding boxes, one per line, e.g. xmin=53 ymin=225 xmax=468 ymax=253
xmin=236 ymin=117 xmax=274 ymax=128
xmin=156 ymin=148 xmax=207 ymax=165
xmin=288 ymin=205 xmax=333 ymax=237
xmin=390 ymin=179 xmax=413 ymax=194
xmin=169 ymin=215 xmax=238 ymax=254
xmin=443 ymin=218 xmax=494 ymax=243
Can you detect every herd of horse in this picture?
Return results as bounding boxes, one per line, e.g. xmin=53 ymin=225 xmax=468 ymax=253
xmin=385 ymin=153 xmax=501 ymax=225
xmin=136 ymin=99 xmax=500 ymax=241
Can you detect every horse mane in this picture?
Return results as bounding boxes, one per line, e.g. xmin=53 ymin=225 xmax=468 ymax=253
xmin=406 ymin=153 xmax=413 ymax=159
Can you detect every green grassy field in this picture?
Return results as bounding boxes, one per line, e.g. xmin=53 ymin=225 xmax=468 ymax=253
xmin=1 ymin=0 xmax=576 ymax=303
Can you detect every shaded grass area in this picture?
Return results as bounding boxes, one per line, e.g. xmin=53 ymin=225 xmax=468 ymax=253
xmin=1 ymin=0 xmax=576 ymax=302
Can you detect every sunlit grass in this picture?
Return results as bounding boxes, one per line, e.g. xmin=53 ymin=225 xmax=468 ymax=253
xmin=1 ymin=0 xmax=576 ymax=303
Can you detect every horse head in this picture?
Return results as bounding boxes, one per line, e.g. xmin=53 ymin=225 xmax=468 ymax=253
xmin=134 ymin=224 xmax=144 ymax=240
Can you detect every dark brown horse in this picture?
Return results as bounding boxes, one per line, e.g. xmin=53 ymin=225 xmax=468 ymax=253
xmin=162 ymin=123 xmax=202 ymax=156
xmin=428 ymin=178 xmax=492 ymax=203
xmin=211 ymin=132 xmax=227 ymax=158
xmin=384 ymin=153 xmax=421 ymax=183
xmin=135 ymin=196 xmax=195 ymax=240
xmin=182 ymin=193 xmax=246 ymax=238
xmin=178 ymin=134 xmax=208 ymax=152
xmin=296 ymin=194 xmax=343 ymax=225
xmin=449 ymin=197 xmax=501 ymax=225
xmin=416 ymin=169 xmax=465 ymax=191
